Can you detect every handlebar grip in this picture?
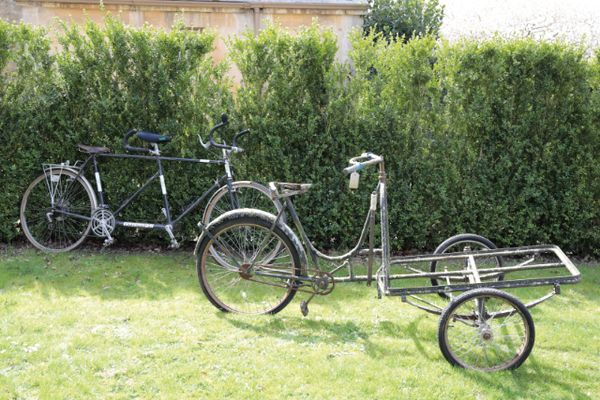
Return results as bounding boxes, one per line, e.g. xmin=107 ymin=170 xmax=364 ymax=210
xmin=343 ymin=163 xmax=364 ymax=175
xmin=123 ymin=129 xmax=137 ymax=149
xmin=123 ymin=129 xmax=150 ymax=153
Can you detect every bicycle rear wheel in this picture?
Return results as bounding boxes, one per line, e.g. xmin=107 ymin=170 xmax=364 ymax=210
xmin=430 ymin=234 xmax=503 ymax=299
xmin=20 ymin=170 xmax=96 ymax=252
xmin=195 ymin=210 xmax=301 ymax=315
xmin=202 ymin=181 xmax=283 ymax=224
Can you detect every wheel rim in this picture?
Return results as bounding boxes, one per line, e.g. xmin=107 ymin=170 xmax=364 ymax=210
xmin=200 ymin=222 xmax=297 ymax=314
xmin=442 ymin=293 xmax=531 ymax=371
xmin=431 ymin=239 xmax=502 ymax=299
xmin=21 ymin=173 xmax=93 ymax=251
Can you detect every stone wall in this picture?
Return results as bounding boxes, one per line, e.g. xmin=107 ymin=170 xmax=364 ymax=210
xmin=4 ymin=0 xmax=366 ymax=64
xmin=0 ymin=0 xmax=23 ymax=22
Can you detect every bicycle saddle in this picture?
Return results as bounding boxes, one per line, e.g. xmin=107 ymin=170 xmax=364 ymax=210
xmin=136 ymin=131 xmax=171 ymax=144
xmin=77 ymin=144 xmax=111 ymax=154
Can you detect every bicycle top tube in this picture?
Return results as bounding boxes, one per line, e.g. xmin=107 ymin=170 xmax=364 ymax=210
xmin=97 ymin=152 xmax=226 ymax=165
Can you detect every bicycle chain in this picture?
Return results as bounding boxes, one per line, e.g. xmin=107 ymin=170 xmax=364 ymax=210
xmin=241 ymin=266 xmax=335 ymax=296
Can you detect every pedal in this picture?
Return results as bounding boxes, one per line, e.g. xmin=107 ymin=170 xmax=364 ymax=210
xmin=169 ymin=240 xmax=180 ymax=249
xmin=300 ymin=293 xmax=315 ymax=317
xmin=300 ymin=301 xmax=309 ymax=317
xmin=103 ymin=230 xmax=114 ymax=247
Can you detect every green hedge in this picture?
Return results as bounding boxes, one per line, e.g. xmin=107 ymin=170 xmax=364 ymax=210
xmin=437 ymin=39 xmax=599 ymax=254
xmin=1 ymin=20 xmax=598 ymax=255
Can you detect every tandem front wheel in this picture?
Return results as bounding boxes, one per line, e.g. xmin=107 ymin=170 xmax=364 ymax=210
xmin=438 ymin=288 xmax=535 ymax=372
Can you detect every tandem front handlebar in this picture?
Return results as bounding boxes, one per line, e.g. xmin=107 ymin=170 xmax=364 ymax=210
xmin=198 ymin=114 xmax=248 ymax=153
xmin=343 ymin=152 xmax=384 ymax=175
xmin=122 ymin=114 xmax=250 ymax=154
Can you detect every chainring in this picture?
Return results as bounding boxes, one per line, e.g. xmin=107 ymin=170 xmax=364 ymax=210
xmin=91 ymin=208 xmax=116 ymax=237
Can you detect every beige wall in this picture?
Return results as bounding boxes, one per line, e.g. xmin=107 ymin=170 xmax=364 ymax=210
xmin=4 ymin=0 xmax=366 ymax=65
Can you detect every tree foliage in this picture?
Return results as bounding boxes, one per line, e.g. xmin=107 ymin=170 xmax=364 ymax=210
xmin=363 ymin=0 xmax=444 ymax=42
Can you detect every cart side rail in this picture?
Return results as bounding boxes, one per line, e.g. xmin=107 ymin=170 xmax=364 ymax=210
xmin=381 ymin=244 xmax=580 ymax=297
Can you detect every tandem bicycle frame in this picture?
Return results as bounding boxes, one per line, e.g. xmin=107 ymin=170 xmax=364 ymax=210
xmin=60 ymin=146 xmax=238 ymax=243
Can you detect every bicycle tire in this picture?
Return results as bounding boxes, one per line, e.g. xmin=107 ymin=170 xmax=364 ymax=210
xmin=438 ymin=288 xmax=535 ymax=371
xmin=430 ymin=233 xmax=504 ymax=299
xmin=202 ymin=181 xmax=284 ymax=265
xmin=202 ymin=181 xmax=283 ymax=224
xmin=195 ymin=209 xmax=302 ymax=315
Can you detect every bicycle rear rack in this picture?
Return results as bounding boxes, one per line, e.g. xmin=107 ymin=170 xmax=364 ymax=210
xmin=42 ymin=161 xmax=84 ymax=207
xmin=42 ymin=160 xmax=83 ymax=174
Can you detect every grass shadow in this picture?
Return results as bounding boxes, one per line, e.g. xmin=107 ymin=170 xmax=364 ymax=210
xmin=221 ymin=313 xmax=424 ymax=359
xmin=456 ymin=356 xmax=594 ymax=399
xmin=0 ymin=249 xmax=197 ymax=300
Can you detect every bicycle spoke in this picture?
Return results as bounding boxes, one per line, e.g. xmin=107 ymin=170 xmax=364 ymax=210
xmin=442 ymin=291 xmax=532 ymax=371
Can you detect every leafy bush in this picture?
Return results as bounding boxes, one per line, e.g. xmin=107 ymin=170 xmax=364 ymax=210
xmin=229 ymin=24 xmax=356 ymax=248
xmin=0 ymin=21 xmax=55 ymax=241
xmin=347 ymin=31 xmax=454 ymax=250
xmin=363 ymin=0 xmax=444 ymax=43
xmin=436 ymin=38 xmax=599 ymax=254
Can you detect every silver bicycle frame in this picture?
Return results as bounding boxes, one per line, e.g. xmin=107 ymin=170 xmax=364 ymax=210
xmin=265 ymin=156 xmax=580 ymax=311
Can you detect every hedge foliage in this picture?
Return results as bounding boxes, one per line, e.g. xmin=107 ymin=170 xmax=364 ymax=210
xmin=0 ymin=19 xmax=598 ymax=255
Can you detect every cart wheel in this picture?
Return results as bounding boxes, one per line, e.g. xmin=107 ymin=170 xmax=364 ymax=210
xmin=438 ymin=288 xmax=535 ymax=372
xmin=430 ymin=233 xmax=504 ymax=299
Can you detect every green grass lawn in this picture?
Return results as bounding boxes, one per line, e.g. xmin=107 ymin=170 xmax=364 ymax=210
xmin=1 ymin=248 xmax=598 ymax=399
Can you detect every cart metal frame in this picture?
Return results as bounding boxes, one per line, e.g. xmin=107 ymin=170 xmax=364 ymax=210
xmin=196 ymin=151 xmax=582 ymax=371
xmin=264 ymin=155 xmax=580 ymax=310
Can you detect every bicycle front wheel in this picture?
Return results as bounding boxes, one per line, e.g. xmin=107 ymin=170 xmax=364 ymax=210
xmin=20 ymin=170 xmax=96 ymax=252
xmin=202 ymin=181 xmax=283 ymax=224
xmin=202 ymin=181 xmax=284 ymax=266
xmin=195 ymin=211 xmax=301 ymax=315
